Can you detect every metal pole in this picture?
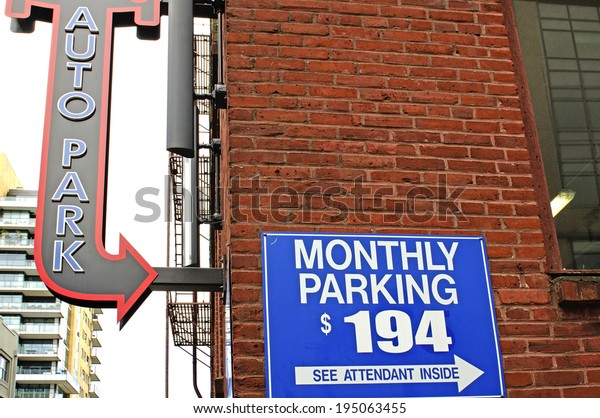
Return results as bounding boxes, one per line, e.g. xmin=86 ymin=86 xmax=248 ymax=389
xmin=167 ymin=0 xmax=195 ymax=157
xmin=192 ymin=293 xmax=202 ymax=398
xmin=166 ymin=160 xmax=172 ymax=398
xmin=217 ymin=11 xmax=223 ymax=84
xmin=165 ymin=293 xmax=170 ymax=398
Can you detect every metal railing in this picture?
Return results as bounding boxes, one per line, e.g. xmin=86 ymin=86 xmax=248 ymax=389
xmin=0 ymin=280 xmax=45 ymax=289
xmin=0 ymin=238 xmax=34 ymax=247
xmin=0 ymin=259 xmax=36 ymax=268
xmin=194 ymin=34 xmax=211 ymax=115
xmin=18 ymin=347 xmax=58 ymax=356
xmin=16 ymin=389 xmax=56 ymax=398
xmin=19 ymin=324 xmax=60 ymax=333
xmin=17 ymin=367 xmax=53 ymax=374
xmin=90 ymin=383 xmax=100 ymax=397
xmin=0 ymin=196 xmax=36 ymax=202
xmin=0 ymin=218 xmax=35 ymax=227
xmin=15 ymin=368 xmax=80 ymax=395
xmin=167 ymin=302 xmax=212 ymax=347
xmin=1 ymin=302 xmax=60 ymax=311
xmin=198 ymin=156 xmax=212 ymax=222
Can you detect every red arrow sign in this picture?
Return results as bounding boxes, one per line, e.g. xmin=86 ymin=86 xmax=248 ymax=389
xmin=6 ymin=0 xmax=162 ymax=325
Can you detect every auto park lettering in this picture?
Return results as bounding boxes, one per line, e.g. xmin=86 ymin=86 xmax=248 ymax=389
xmin=51 ymin=7 xmax=97 ymax=274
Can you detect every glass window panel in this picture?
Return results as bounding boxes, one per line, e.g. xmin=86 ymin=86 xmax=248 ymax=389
xmin=573 ymin=253 xmax=600 ymax=269
xmin=561 ymin=162 xmax=594 ymax=174
xmin=571 ymin=241 xmax=589 ymax=254
xmin=560 ymin=144 xmax=592 ymax=160
xmin=583 ymin=72 xmax=600 ymax=87
xmin=567 ymin=175 xmax=600 ymax=206
xmin=568 ymin=5 xmax=599 ymax=21
xmin=543 ymin=30 xmax=577 ymax=58
xmin=572 ymin=21 xmax=600 ymax=31
xmin=1 ymin=316 xmax=20 ymax=324
xmin=549 ymin=71 xmax=581 ymax=87
xmin=0 ymin=253 xmax=26 ymax=261
xmin=553 ymin=101 xmax=587 ymax=128
xmin=541 ymin=19 xmax=571 ymax=30
xmin=0 ymin=295 xmax=22 ymax=303
xmin=580 ymin=60 xmax=600 ymax=71
xmin=0 ymin=273 xmax=24 ymax=280
xmin=575 ymin=32 xmax=600 ymax=59
xmin=548 ymin=58 xmax=579 ymax=70
xmin=0 ymin=356 xmax=8 ymax=382
xmin=558 ymin=131 xmax=591 ymax=142
xmin=16 ymin=386 xmax=52 ymax=399
xmin=1 ymin=211 xmax=29 ymax=219
xmin=588 ymin=102 xmax=600 ymax=128
xmin=586 ymin=89 xmax=600 ymax=99
xmin=539 ymin=3 xmax=568 ymax=19
xmin=552 ymin=89 xmax=583 ymax=99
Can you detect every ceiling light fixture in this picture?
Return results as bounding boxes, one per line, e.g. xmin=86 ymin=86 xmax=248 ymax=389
xmin=551 ymin=189 xmax=576 ymax=217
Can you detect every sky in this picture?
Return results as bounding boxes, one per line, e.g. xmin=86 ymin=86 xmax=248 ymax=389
xmin=0 ymin=11 xmax=211 ymax=399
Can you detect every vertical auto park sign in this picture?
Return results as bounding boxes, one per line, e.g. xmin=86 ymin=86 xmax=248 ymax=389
xmin=5 ymin=0 xmax=161 ymax=323
xmin=262 ymin=232 xmax=506 ymax=398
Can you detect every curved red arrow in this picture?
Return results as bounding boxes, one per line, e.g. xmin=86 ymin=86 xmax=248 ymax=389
xmin=7 ymin=0 xmax=162 ymax=324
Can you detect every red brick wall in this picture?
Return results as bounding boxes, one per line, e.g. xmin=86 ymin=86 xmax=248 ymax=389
xmin=215 ymin=0 xmax=600 ymax=398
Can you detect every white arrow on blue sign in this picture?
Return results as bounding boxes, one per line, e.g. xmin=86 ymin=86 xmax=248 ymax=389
xmin=261 ymin=232 xmax=506 ymax=398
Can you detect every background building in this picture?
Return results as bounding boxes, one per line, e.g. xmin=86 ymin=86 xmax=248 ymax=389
xmin=0 ymin=316 xmax=18 ymax=398
xmin=0 ymin=153 xmax=21 ymax=198
xmin=0 ymin=156 xmax=102 ymax=398
xmin=205 ymin=0 xmax=600 ymax=398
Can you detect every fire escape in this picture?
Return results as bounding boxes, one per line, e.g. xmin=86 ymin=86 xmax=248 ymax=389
xmin=164 ymin=0 xmax=225 ymax=398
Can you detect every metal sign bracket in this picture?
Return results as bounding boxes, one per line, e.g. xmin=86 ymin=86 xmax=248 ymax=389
xmin=150 ymin=267 xmax=223 ymax=292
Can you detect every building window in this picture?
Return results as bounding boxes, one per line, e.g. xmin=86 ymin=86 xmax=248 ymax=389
xmin=515 ymin=0 xmax=600 ymax=269
xmin=0 ymin=316 xmax=20 ymax=331
xmin=19 ymin=340 xmax=57 ymax=356
xmin=17 ymin=362 xmax=52 ymax=375
xmin=0 ymin=355 xmax=8 ymax=382
xmin=0 ymin=210 xmax=30 ymax=220
xmin=0 ymin=294 xmax=22 ymax=309
xmin=15 ymin=385 xmax=54 ymax=398
xmin=0 ymin=273 xmax=24 ymax=286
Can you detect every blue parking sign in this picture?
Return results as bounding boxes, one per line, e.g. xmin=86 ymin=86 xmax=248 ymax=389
xmin=261 ymin=232 xmax=505 ymax=398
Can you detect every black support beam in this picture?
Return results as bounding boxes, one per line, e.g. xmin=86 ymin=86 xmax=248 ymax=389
xmin=150 ymin=267 xmax=223 ymax=292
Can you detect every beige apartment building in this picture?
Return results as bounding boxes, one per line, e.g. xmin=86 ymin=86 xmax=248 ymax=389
xmin=0 ymin=154 xmax=102 ymax=397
